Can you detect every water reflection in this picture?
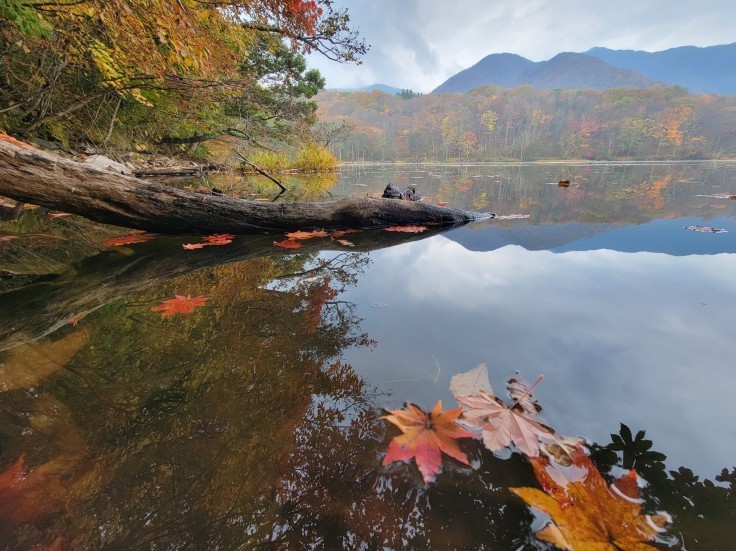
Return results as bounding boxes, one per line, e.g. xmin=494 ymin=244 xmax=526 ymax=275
xmin=2 ymin=162 xmax=736 ymax=548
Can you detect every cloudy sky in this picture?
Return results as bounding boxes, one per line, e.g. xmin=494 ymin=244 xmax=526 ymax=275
xmin=307 ymin=0 xmax=736 ymax=92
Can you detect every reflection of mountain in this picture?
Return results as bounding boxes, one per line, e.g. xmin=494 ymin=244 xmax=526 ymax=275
xmin=445 ymin=218 xmax=736 ymax=255
xmin=444 ymin=222 xmax=619 ymax=252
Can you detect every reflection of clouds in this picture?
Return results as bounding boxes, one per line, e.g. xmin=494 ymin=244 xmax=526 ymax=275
xmin=344 ymin=236 xmax=736 ymax=479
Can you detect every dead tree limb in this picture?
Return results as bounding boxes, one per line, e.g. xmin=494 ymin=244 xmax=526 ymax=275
xmin=236 ymin=152 xmax=288 ymax=192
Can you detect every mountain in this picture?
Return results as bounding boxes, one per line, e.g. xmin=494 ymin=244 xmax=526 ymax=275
xmin=585 ymin=43 xmax=736 ymax=95
xmin=433 ymin=52 xmax=660 ymax=93
xmin=330 ymin=83 xmax=402 ymax=94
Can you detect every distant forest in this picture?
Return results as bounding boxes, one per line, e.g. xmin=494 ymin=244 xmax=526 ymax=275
xmin=316 ymin=86 xmax=736 ymax=161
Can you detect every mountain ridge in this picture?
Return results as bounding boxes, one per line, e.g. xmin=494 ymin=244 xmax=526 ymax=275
xmin=431 ymin=43 xmax=736 ymax=95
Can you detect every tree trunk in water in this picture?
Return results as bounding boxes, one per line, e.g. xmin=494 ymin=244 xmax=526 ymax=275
xmin=0 ymin=139 xmax=492 ymax=234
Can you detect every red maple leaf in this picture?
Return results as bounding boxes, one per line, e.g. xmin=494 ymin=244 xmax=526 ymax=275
xmin=285 ymin=229 xmax=330 ymax=240
xmin=274 ymin=239 xmax=303 ymax=249
xmin=202 ymin=233 xmax=235 ymax=245
xmin=384 ymin=225 xmax=429 ymax=233
xmin=151 ymin=295 xmax=209 ymax=318
xmin=105 ymin=233 xmax=155 ymax=247
xmin=382 ymin=401 xmax=475 ymax=483
xmin=183 ymin=242 xmax=207 ymax=249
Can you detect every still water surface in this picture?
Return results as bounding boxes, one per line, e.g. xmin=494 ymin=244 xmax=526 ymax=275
xmin=1 ymin=162 xmax=736 ymax=549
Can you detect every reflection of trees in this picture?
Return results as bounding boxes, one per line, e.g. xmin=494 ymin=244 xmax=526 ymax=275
xmin=2 ymin=242 xmax=736 ymax=547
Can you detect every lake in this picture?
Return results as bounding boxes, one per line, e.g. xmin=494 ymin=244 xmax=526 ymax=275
xmin=1 ymin=162 xmax=736 ymax=549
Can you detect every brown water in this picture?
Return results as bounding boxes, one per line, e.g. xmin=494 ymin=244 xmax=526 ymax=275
xmin=1 ymin=162 xmax=736 ymax=549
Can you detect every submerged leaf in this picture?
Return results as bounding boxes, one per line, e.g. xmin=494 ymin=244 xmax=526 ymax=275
xmin=202 ymin=233 xmax=235 ymax=245
xmin=274 ymin=239 xmax=303 ymax=249
xmin=105 ymin=233 xmax=155 ymax=247
xmin=382 ymin=401 xmax=475 ymax=483
xmin=151 ymin=295 xmax=209 ymax=318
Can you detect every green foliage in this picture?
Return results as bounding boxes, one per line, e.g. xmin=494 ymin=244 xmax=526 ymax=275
xmin=0 ymin=0 xmax=51 ymax=38
xmin=396 ymin=89 xmax=422 ymax=99
xmin=291 ymin=142 xmax=338 ymax=171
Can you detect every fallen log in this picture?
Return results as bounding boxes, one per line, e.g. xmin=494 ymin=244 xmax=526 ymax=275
xmin=0 ymin=139 xmax=492 ymax=234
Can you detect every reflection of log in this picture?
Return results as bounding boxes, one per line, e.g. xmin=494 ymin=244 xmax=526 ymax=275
xmin=0 ymin=228 xmax=447 ymax=351
xmin=0 ymin=140 xmax=491 ymax=234
xmin=134 ymin=166 xmax=215 ymax=177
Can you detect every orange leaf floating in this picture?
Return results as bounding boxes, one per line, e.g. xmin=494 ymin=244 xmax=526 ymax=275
xmin=384 ymin=225 xmax=429 ymax=233
xmin=202 ymin=233 xmax=235 ymax=245
xmin=510 ymin=451 xmax=669 ymax=550
xmin=285 ymin=229 xmax=330 ymax=240
xmin=274 ymin=239 xmax=302 ymax=249
xmin=151 ymin=295 xmax=209 ymax=318
xmin=183 ymin=243 xmax=207 ymax=250
xmin=382 ymin=401 xmax=475 ymax=483
xmin=336 ymin=239 xmax=354 ymax=247
xmin=105 ymin=233 xmax=155 ymax=247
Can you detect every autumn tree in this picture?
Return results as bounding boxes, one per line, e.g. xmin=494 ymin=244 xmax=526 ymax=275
xmin=0 ymin=0 xmax=366 ymax=150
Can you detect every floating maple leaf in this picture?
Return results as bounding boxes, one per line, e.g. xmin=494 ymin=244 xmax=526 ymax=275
xmin=151 ymin=295 xmax=209 ymax=318
xmin=183 ymin=242 xmax=207 ymax=250
xmin=382 ymin=401 xmax=475 ymax=483
xmin=285 ymin=229 xmax=330 ymax=240
xmin=453 ymin=372 xmax=555 ymax=457
xmin=335 ymin=239 xmax=354 ymax=247
xmin=202 ymin=233 xmax=235 ymax=245
xmin=510 ymin=452 xmax=669 ymax=550
xmin=384 ymin=225 xmax=428 ymax=233
xmin=274 ymin=239 xmax=302 ymax=249
xmin=105 ymin=233 xmax=155 ymax=247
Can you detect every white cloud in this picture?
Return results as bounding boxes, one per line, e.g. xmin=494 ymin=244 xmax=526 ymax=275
xmin=308 ymin=0 xmax=736 ymax=92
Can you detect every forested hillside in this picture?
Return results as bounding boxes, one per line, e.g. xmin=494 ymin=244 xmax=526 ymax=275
xmin=317 ymin=85 xmax=736 ymax=161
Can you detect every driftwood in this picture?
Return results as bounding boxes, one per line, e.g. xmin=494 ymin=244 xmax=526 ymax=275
xmin=0 ymin=139 xmax=491 ymax=234
xmin=0 ymin=228 xmax=449 ymax=351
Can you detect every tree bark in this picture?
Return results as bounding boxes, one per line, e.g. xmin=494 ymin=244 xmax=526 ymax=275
xmin=0 ymin=139 xmax=492 ymax=234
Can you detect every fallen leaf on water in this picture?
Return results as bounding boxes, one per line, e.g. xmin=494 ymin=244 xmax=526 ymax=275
xmin=151 ymin=295 xmax=209 ymax=318
xmin=202 ymin=233 xmax=235 ymax=245
xmin=183 ymin=242 xmax=207 ymax=249
xmin=48 ymin=212 xmax=72 ymax=218
xmin=274 ymin=239 xmax=302 ymax=249
xmin=507 ymin=375 xmax=543 ymax=415
xmin=384 ymin=225 xmax=428 ymax=233
xmin=684 ymin=224 xmax=727 ymax=233
xmin=510 ymin=451 xmax=669 ymax=550
xmin=453 ymin=371 xmax=555 ymax=457
xmin=285 ymin=229 xmax=330 ymax=240
xmin=335 ymin=239 xmax=354 ymax=247
xmin=0 ymin=235 xmax=18 ymax=243
xmin=105 ymin=233 xmax=156 ymax=246
xmin=449 ymin=362 xmax=493 ymax=397
xmin=382 ymin=401 xmax=475 ymax=483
